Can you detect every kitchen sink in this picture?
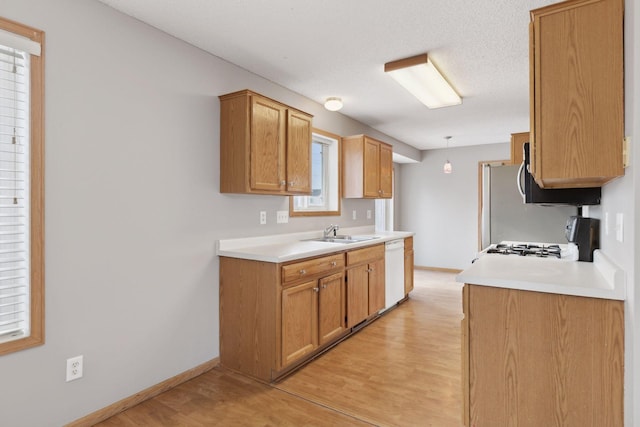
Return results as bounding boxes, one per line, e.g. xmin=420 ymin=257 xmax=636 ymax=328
xmin=306 ymin=235 xmax=380 ymax=244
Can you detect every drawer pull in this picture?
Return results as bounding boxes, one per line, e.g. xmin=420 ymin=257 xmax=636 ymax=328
xmin=330 ymin=261 xmax=337 ymax=267
xmin=299 ymin=269 xmax=306 ymax=275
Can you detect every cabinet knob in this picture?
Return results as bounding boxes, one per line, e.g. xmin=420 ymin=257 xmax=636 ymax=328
xmin=299 ymin=269 xmax=306 ymax=275
xmin=280 ymin=180 xmax=286 ymax=186
xmin=330 ymin=261 xmax=337 ymax=267
xmin=289 ymin=181 xmax=295 ymax=187
xmin=322 ymin=284 xmax=327 ymax=289
xmin=367 ymin=268 xmax=374 ymax=273
xmin=313 ymin=287 xmax=319 ymax=293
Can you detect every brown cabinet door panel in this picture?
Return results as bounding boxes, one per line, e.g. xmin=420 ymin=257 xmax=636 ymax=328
xmin=367 ymin=259 xmax=385 ymax=314
xmin=363 ymin=138 xmax=380 ymax=198
xmin=250 ymin=96 xmax=286 ymax=192
xmin=379 ymin=143 xmax=393 ymax=198
xmin=318 ymin=272 xmax=345 ymax=345
xmin=281 ymin=280 xmax=318 ymax=367
xmin=346 ymin=265 xmax=369 ymax=328
xmin=286 ymin=110 xmax=312 ymax=194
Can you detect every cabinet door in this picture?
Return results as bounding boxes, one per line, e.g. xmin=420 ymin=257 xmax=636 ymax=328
xmin=318 ymin=272 xmax=345 ymax=345
xmin=346 ymin=265 xmax=369 ymax=328
xmin=404 ymin=249 xmax=414 ymax=295
xmin=531 ymin=0 xmax=623 ymax=188
xmin=250 ymin=96 xmax=287 ymax=192
xmin=363 ymin=138 xmax=380 ymax=198
xmin=286 ymin=110 xmax=312 ymax=194
xmin=368 ymin=258 xmax=385 ymax=314
xmin=379 ymin=143 xmax=393 ymax=198
xmin=281 ymin=279 xmax=318 ymax=367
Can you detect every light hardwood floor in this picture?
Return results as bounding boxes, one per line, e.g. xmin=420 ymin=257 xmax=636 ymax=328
xmin=95 ymin=270 xmax=463 ymax=426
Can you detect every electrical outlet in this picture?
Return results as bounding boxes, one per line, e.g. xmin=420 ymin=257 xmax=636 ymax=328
xmin=276 ymin=211 xmax=289 ymax=224
xmin=367 ymin=210 xmax=372 ymax=219
xmin=259 ymin=211 xmax=267 ymax=225
xmin=604 ymin=212 xmax=609 ymax=236
xmin=352 ymin=210 xmax=357 ymax=220
xmin=66 ymin=355 xmax=83 ymax=382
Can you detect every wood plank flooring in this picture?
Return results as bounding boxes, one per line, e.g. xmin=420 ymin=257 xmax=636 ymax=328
xmin=94 ymin=270 xmax=463 ymax=427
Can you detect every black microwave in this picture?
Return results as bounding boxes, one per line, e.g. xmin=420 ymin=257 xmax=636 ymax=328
xmin=518 ymin=143 xmax=601 ymax=206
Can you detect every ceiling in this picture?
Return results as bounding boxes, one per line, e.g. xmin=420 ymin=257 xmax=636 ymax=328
xmin=97 ymin=0 xmax=557 ymax=151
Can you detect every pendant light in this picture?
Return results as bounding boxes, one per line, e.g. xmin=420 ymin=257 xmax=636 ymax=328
xmin=443 ymin=136 xmax=452 ymax=174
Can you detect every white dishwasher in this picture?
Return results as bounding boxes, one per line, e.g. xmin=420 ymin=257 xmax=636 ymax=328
xmin=383 ymin=239 xmax=405 ymax=312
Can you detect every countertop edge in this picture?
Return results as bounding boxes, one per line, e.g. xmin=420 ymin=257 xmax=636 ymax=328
xmin=455 ymin=249 xmax=625 ymax=301
xmin=217 ymin=228 xmax=414 ymax=263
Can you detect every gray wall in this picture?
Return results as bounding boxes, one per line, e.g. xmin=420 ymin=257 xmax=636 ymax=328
xmin=398 ymin=142 xmax=510 ymax=270
xmin=1 ymin=0 xmax=638 ymax=426
xmin=0 ymin=1 xmax=417 ymax=425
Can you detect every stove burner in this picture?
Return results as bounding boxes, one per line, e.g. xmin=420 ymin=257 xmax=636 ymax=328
xmin=487 ymin=243 xmax=561 ymax=259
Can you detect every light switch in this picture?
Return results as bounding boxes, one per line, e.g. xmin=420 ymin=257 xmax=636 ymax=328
xmin=276 ymin=211 xmax=289 ymax=224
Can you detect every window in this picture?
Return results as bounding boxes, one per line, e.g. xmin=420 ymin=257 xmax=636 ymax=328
xmin=290 ymin=129 xmax=340 ymax=216
xmin=0 ymin=18 xmax=44 ymax=356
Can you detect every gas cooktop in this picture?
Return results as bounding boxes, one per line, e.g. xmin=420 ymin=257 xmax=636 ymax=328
xmin=486 ymin=243 xmax=562 ymax=258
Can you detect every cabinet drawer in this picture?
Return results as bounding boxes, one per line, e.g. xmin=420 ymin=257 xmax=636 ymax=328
xmin=346 ymin=244 xmax=384 ymax=266
xmin=282 ymin=254 xmax=344 ymax=284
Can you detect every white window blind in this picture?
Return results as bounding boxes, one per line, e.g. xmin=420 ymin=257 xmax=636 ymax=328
xmin=0 ymin=43 xmax=30 ymax=344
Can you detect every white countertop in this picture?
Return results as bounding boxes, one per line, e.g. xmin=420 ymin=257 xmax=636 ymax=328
xmin=456 ymin=249 xmax=625 ymax=301
xmin=217 ymin=226 xmax=414 ymax=263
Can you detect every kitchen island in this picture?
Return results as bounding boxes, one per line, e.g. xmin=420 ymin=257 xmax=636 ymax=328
xmin=457 ymin=250 xmax=624 ymax=426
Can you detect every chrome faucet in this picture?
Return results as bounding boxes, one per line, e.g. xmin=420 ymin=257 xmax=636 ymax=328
xmin=323 ymin=224 xmax=340 ymax=238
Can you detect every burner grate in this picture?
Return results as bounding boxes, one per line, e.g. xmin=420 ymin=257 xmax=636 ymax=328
xmin=487 ymin=243 xmax=561 ymax=258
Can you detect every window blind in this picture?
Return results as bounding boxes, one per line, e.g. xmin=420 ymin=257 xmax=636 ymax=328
xmin=0 ymin=43 xmax=30 ymax=343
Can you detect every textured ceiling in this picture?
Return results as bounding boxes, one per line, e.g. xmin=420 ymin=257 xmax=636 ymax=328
xmin=97 ymin=0 xmax=557 ymax=150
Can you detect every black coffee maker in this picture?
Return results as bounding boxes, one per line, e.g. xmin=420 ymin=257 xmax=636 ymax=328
xmin=565 ymin=216 xmax=600 ymax=262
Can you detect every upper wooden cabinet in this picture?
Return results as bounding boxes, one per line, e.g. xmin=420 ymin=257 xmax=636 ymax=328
xmin=219 ymin=90 xmax=312 ymax=195
xmin=529 ymin=0 xmax=624 ymax=188
xmin=509 ymin=132 xmax=529 ymax=165
xmin=342 ymin=135 xmax=393 ymax=199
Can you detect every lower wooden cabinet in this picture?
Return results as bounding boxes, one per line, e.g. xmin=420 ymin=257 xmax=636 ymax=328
xmin=345 ymin=244 xmax=385 ymax=327
xmin=281 ymin=272 xmax=346 ymax=367
xmin=220 ymin=251 xmax=359 ymax=382
xmin=461 ymin=284 xmax=624 ymax=427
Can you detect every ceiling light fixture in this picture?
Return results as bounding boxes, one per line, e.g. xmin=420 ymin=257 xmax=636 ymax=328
xmin=443 ymin=136 xmax=453 ymax=174
xmin=324 ymin=97 xmax=343 ymax=111
xmin=384 ymin=53 xmax=462 ymax=109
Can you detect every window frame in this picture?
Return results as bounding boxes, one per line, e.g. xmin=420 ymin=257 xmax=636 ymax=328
xmin=0 ymin=17 xmax=44 ymax=356
xmin=290 ymin=128 xmax=341 ymax=217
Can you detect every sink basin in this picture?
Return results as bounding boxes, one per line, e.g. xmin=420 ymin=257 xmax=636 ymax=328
xmin=306 ymin=235 xmax=380 ymax=244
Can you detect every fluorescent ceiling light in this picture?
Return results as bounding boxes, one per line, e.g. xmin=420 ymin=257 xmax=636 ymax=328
xmin=324 ymin=97 xmax=343 ymax=111
xmin=385 ymin=54 xmax=461 ymax=109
